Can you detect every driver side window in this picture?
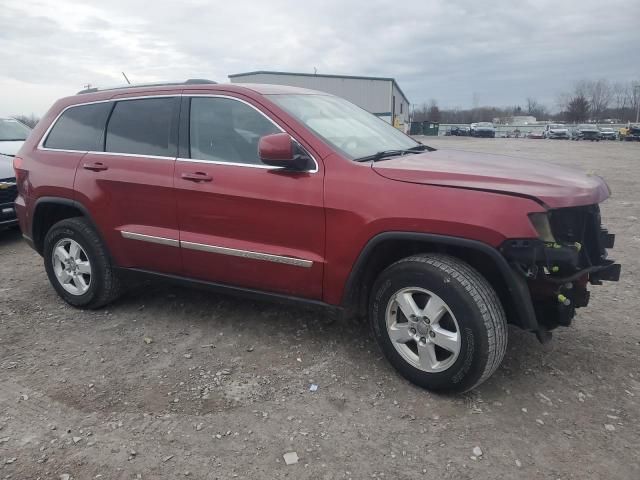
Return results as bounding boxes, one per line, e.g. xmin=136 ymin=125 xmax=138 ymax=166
xmin=189 ymin=97 xmax=280 ymax=165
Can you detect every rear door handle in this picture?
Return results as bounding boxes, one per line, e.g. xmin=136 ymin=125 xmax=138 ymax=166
xmin=181 ymin=172 xmax=213 ymax=182
xmin=83 ymin=162 xmax=109 ymax=172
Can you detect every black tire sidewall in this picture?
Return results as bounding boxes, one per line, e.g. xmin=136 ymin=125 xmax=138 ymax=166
xmin=43 ymin=221 xmax=105 ymax=307
xmin=371 ymin=262 xmax=491 ymax=392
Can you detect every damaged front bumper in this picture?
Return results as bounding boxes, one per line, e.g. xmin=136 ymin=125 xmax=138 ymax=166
xmin=500 ymin=204 xmax=620 ymax=341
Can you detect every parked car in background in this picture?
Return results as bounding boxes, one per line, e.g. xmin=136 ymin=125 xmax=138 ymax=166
xmin=471 ymin=122 xmax=496 ymax=138
xmin=527 ymin=131 xmax=545 ymax=139
xmin=14 ymin=80 xmax=620 ymax=393
xmin=0 ymin=117 xmax=32 ymax=156
xmin=599 ymin=127 xmax=617 ymax=140
xmin=572 ymin=125 xmax=601 ymax=141
xmin=450 ymin=126 xmax=470 ymax=136
xmin=619 ymin=124 xmax=640 ymax=141
xmin=0 ymin=153 xmax=18 ymax=230
xmin=544 ymin=124 xmax=569 ymax=139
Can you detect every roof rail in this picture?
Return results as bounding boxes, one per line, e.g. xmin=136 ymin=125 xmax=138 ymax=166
xmin=76 ymin=79 xmax=217 ymax=95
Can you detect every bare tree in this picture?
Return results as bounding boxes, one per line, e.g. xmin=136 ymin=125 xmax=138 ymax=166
xmin=584 ymin=79 xmax=613 ymax=121
xmin=612 ymin=82 xmax=629 ymax=120
xmin=525 ymin=98 xmax=548 ymax=120
xmin=566 ymin=95 xmax=590 ymax=123
xmin=427 ymin=99 xmax=441 ymax=122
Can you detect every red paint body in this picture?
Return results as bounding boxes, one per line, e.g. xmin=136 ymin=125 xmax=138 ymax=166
xmin=14 ymin=83 xmax=611 ymax=306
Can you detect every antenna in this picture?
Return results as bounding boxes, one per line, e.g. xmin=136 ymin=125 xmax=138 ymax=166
xmin=122 ymin=72 xmax=131 ymax=84
xmin=314 ymin=67 xmax=317 ymax=75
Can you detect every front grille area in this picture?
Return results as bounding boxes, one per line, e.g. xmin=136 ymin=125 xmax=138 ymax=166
xmin=549 ymin=204 xmax=605 ymax=266
xmin=0 ymin=178 xmax=17 ymax=205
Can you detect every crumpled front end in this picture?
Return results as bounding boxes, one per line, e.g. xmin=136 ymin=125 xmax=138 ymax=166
xmin=500 ymin=204 xmax=620 ymax=340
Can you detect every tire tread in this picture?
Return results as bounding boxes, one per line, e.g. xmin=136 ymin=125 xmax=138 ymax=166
xmin=391 ymin=253 xmax=508 ymax=392
xmin=44 ymin=217 xmax=122 ymax=309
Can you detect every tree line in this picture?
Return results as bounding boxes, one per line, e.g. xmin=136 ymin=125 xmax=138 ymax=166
xmin=412 ymin=79 xmax=640 ymax=124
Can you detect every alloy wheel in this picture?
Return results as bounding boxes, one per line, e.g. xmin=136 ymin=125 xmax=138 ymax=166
xmin=385 ymin=287 xmax=461 ymax=373
xmin=51 ymin=238 xmax=92 ymax=295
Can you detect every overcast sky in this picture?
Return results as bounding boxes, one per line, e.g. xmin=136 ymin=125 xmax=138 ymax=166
xmin=1 ymin=0 xmax=638 ymax=116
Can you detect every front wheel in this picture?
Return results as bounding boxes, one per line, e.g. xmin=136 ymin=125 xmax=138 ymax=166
xmin=43 ymin=217 xmax=122 ymax=309
xmin=370 ymin=254 xmax=507 ymax=393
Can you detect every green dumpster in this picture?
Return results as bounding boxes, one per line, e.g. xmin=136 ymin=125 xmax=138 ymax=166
xmin=422 ymin=121 xmax=439 ymax=136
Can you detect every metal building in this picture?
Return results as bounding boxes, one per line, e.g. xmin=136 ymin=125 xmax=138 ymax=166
xmin=228 ymin=71 xmax=410 ymax=128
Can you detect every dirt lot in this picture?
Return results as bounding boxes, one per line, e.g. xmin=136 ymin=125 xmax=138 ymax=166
xmin=1 ymin=138 xmax=638 ymax=479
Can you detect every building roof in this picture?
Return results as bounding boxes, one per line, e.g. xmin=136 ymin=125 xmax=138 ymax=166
xmin=228 ymin=70 xmax=410 ymax=104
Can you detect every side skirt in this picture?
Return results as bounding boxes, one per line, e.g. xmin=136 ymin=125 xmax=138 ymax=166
xmin=115 ymin=267 xmax=343 ymax=315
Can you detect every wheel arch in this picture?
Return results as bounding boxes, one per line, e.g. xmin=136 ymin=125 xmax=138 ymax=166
xmin=31 ymin=197 xmax=107 ymax=257
xmin=341 ymin=232 xmax=538 ymax=331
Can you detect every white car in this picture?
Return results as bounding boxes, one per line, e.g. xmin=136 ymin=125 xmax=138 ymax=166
xmin=0 ymin=117 xmax=32 ymax=156
xmin=544 ymin=124 xmax=569 ymax=139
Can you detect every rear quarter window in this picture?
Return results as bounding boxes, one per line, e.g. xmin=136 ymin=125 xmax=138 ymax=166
xmin=43 ymin=103 xmax=112 ymax=151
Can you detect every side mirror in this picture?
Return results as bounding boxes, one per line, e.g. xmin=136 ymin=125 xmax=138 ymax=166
xmin=258 ymin=133 xmax=312 ymax=171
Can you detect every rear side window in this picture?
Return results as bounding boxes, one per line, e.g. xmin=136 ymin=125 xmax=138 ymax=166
xmin=43 ymin=103 xmax=111 ymax=151
xmin=106 ymin=98 xmax=175 ymax=157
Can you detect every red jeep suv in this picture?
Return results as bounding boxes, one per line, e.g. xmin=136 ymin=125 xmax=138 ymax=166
xmin=14 ymin=80 xmax=620 ymax=392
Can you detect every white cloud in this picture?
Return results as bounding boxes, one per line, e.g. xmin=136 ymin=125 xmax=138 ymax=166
xmin=0 ymin=0 xmax=638 ymax=116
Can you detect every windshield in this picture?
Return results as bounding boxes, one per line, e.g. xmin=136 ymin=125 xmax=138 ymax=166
xmin=549 ymin=124 xmax=564 ymax=129
xmin=0 ymin=118 xmax=31 ymax=141
xmin=267 ymin=94 xmax=419 ymax=160
xmin=477 ymin=122 xmax=493 ymax=127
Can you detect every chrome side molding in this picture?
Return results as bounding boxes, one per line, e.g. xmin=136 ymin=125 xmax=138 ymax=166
xmin=121 ymin=231 xmax=180 ymax=247
xmin=120 ymin=231 xmax=313 ymax=268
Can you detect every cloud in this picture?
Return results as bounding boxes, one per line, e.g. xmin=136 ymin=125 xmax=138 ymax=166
xmin=0 ymin=0 xmax=638 ymax=115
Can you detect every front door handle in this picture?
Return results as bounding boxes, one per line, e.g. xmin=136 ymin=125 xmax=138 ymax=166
xmin=83 ymin=162 xmax=109 ymax=172
xmin=181 ymin=172 xmax=213 ymax=182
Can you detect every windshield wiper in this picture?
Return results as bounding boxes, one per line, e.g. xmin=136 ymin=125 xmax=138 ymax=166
xmin=355 ymin=146 xmax=431 ymax=163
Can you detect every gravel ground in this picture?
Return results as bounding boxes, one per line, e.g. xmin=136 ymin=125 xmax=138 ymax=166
xmin=1 ymin=137 xmax=638 ymax=479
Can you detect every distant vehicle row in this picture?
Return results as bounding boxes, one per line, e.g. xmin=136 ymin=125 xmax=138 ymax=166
xmin=446 ymin=123 xmax=640 ymax=141
xmin=449 ymin=123 xmax=496 ymax=137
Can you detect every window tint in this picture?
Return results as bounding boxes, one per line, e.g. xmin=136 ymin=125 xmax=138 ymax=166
xmin=44 ymin=103 xmax=111 ymax=151
xmin=189 ymin=97 xmax=279 ymax=164
xmin=106 ymin=98 xmax=175 ymax=157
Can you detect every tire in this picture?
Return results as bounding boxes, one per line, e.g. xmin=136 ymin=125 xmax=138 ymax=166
xmin=369 ymin=254 xmax=507 ymax=393
xmin=43 ymin=217 xmax=122 ymax=309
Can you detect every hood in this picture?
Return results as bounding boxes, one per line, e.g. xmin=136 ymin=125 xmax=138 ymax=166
xmin=0 ymin=154 xmax=15 ymax=179
xmin=475 ymin=126 xmax=495 ymax=131
xmin=0 ymin=140 xmax=24 ymax=156
xmin=372 ymin=149 xmax=610 ymax=209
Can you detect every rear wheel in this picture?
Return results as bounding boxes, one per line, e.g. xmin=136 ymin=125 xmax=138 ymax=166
xmin=370 ymin=254 xmax=507 ymax=393
xmin=43 ymin=217 xmax=122 ymax=309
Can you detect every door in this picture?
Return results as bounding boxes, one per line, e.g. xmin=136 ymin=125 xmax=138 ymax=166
xmin=175 ymin=95 xmax=325 ymax=299
xmin=74 ymin=96 xmax=182 ymax=274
